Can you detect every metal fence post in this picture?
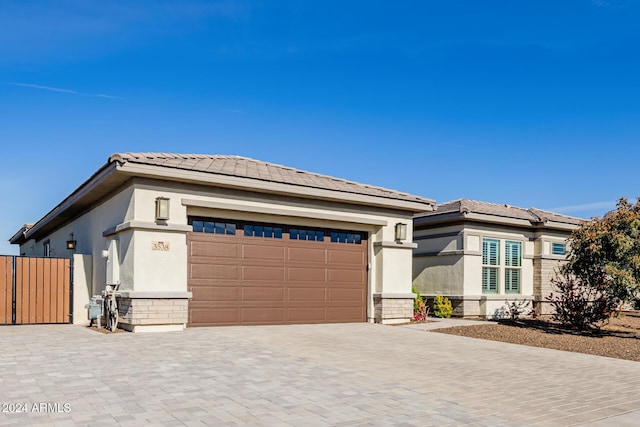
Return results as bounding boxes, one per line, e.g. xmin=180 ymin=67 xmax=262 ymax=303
xmin=11 ymin=256 xmax=16 ymax=325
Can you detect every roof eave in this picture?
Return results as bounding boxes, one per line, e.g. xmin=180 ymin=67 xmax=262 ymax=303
xmin=414 ymin=210 xmax=581 ymax=231
xmin=413 ymin=211 xmax=465 ymax=227
xmin=534 ymin=220 xmax=581 ymax=231
xmin=9 ymin=227 xmax=28 ymax=245
xmin=19 ymin=161 xmax=121 ymax=242
xmin=117 ymin=162 xmax=436 ymax=213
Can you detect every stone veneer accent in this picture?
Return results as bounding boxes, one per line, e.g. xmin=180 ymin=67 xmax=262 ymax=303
xmin=448 ymin=298 xmax=481 ymax=317
xmin=117 ymin=297 xmax=189 ymax=332
xmin=533 ymin=257 xmax=564 ymax=315
xmin=373 ymin=293 xmax=415 ymax=324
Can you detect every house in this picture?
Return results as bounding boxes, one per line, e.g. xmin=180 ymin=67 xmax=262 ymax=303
xmin=10 ymin=153 xmax=435 ymax=331
xmin=412 ymin=199 xmax=582 ymax=318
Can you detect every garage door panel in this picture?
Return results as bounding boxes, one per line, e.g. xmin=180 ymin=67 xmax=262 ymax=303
xmin=191 ymin=264 xmax=239 ymax=280
xmin=287 ymin=247 xmax=326 ymax=263
xmin=190 ymin=241 xmax=238 ymax=258
xmin=241 ymin=307 xmax=285 ymax=323
xmin=328 ymin=268 xmax=366 ymax=283
xmin=190 ymin=307 xmax=239 ymax=325
xmin=327 ymin=288 xmax=365 ymax=303
xmin=288 ymin=287 xmax=326 ymax=302
xmin=241 ymin=265 xmax=285 ymax=281
xmin=328 ymin=249 xmax=366 ymax=265
xmin=188 ymin=225 xmax=366 ymax=326
xmin=287 ymin=267 xmax=326 ymax=282
xmin=287 ymin=307 xmax=326 ymax=323
xmin=191 ymin=285 xmax=238 ymax=302
xmin=242 ymin=245 xmax=285 ymax=261
xmin=242 ymin=287 xmax=285 ymax=302
xmin=327 ymin=307 xmax=366 ymax=322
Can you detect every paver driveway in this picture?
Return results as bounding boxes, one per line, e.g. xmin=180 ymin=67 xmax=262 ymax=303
xmin=1 ymin=323 xmax=639 ymax=426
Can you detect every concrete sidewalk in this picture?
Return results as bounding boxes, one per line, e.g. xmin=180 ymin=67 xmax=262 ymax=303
xmin=1 ymin=323 xmax=639 ymax=426
xmin=398 ymin=317 xmax=489 ymax=331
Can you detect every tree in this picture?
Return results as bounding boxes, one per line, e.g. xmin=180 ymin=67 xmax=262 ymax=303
xmin=549 ymin=198 xmax=640 ymax=329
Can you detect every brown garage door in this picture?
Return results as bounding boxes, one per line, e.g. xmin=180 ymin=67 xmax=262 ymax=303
xmin=187 ymin=219 xmax=367 ymax=326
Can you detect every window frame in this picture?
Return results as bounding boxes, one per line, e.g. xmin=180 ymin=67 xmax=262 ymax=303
xmin=482 ymin=238 xmax=500 ymax=294
xmin=504 ymin=240 xmax=522 ymax=294
xmin=43 ymin=240 xmax=51 ymax=257
xmin=187 ymin=216 xmax=367 ymax=244
xmin=551 ymin=242 xmax=566 ymax=256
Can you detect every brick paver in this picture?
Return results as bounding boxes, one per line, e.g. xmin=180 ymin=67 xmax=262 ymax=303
xmin=0 ymin=323 xmax=638 ymax=426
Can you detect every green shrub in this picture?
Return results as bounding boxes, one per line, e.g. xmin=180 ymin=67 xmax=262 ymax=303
xmin=412 ymin=286 xmax=421 ymax=312
xmin=433 ymin=295 xmax=453 ymax=318
xmin=412 ymin=286 xmax=428 ymax=321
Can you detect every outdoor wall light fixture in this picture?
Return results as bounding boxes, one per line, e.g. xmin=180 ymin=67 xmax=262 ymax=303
xmin=155 ymin=197 xmax=170 ymax=221
xmin=66 ymin=233 xmax=77 ymax=250
xmin=395 ymin=223 xmax=407 ymax=242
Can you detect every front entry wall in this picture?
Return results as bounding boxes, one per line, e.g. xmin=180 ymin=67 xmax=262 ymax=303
xmin=187 ymin=218 xmax=368 ymax=326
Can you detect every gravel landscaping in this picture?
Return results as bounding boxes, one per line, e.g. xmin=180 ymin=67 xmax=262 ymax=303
xmin=434 ymin=311 xmax=640 ymax=362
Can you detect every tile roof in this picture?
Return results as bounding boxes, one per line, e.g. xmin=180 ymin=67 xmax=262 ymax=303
xmin=415 ymin=199 xmax=583 ymax=225
xmin=110 ymin=152 xmax=434 ymax=205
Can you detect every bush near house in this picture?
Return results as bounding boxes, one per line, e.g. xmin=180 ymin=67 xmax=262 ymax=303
xmin=433 ymin=295 xmax=453 ymax=318
xmin=412 ymin=286 xmax=428 ymax=321
xmin=548 ymin=272 xmax=619 ymax=329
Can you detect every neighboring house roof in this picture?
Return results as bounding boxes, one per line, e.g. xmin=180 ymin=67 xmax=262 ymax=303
xmin=10 ymin=152 xmax=435 ymax=245
xmin=414 ymin=199 xmax=583 ymax=230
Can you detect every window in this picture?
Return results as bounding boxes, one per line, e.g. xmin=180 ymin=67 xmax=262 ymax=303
xmin=552 ymin=243 xmax=566 ymax=256
xmin=191 ymin=220 xmax=236 ymax=235
xmin=482 ymin=238 xmax=499 ymax=293
xmin=290 ymin=228 xmax=324 ymax=241
xmin=330 ymin=232 xmax=362 ymax=244
xmin=244 ymin=225 xmax=283 ymax=238
xmin=43 ymin=241 xmax=51 ymax=257
xmin=482 ymin=238 xmax=524 ymax=294
xmin=504 ymin=241 xmax=522 ymax=293
xmin=187 ymin=216 xmax=367 ymax=244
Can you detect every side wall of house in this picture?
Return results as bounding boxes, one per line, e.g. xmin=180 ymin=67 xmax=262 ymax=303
xmin=533 ymin=230 xmax=570 ymax=314
xmin=19 ymin=184 xmax=135 ymax=325
xmin=413 ymin=221 xmax=546 ymax=318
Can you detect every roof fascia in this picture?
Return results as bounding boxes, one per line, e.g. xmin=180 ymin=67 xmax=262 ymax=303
xmin=117 ymin=162 xmax=435 ymax=213
xmin=8 ymin=227 xmax=28 ymax=245
xmin=22 ymin=162 xmax=118 ymax=241
xmin=533 ymin=221 xmax=580 ymax=232
xmin=413 ymin=211 xmax=464 ymax=227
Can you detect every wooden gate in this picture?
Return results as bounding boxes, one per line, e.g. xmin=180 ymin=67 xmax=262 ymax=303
xmin=0 ymin=256 xmax=71 ymax=325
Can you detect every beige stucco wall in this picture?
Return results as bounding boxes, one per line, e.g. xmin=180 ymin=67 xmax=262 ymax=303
xmin=462 ymin=224 xmax=535 ymax=297
xmin=21 ymin=176 xmax=424 ymax=324
xmin=19 ymin=185 xmax=135 ymax=305
xmin=130 ymin=230 xmax=188 ymax=292
xmin=413 ymin=220 xmax=571 ymax=317
xmin=72 ymin=254 xmax=93 ymax=325
xmin=130 ymin=178 xmax=418 ymax=322
xmin=413 ymin=255 xmax=464 ymax=296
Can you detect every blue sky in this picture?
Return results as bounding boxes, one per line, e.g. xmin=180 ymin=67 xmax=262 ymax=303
xmin=1 ymin=0 xmax=639 ymax=254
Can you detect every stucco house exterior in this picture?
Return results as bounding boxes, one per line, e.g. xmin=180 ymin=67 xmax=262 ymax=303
xmin=10 ymin=153 xmax=434 ymax=331
xmin=412 ymin=199 xmax=582 ymax=318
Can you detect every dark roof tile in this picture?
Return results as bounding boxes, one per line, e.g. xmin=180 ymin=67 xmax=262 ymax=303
xmin=110 ymin=152 xmax=434 ymax=205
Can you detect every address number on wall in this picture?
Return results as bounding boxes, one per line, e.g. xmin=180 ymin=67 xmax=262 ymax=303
xmin=152 ymin=241 xmax=170 ymax=251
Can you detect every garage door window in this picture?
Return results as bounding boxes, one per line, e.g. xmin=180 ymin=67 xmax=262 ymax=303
xmin=244 ymin=225 xmax=283 ymax=238
xmin=290 ymin=228 xmax=324 ymax=241
xmin=189 ymin=217 xmax=366 ymax=244
xmin=191 ymin=220 xmax=236 ymax=235
xmin=330 ymin=232 xmax=362 ymax=244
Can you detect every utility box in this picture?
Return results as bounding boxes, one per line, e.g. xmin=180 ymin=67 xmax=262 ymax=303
xmin=85 ymin=296 xmax=104 ymax=328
